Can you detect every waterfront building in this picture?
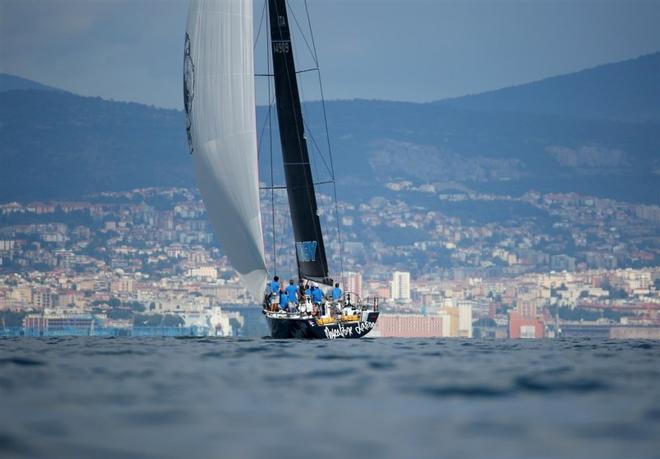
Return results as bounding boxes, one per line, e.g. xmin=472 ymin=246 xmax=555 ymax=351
xmin=390 ymin=271 xmax=411 ymax=302
xmin=508 ymin=310 xmax=544 ymax=338
xmin=344 ymin=271 xmax=363 ymax=299
xmin=373 ymin=314 xmax=444 ymax=338
xmin=23 ymin=311 xmax=95 ymax=336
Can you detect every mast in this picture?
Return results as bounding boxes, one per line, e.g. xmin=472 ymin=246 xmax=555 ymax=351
xmin=268 ymin=0 xmax=331 ymax=285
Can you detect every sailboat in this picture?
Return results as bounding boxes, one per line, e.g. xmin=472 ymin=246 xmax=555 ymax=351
xmin=184 ymin=0 xmax=379 ymax=339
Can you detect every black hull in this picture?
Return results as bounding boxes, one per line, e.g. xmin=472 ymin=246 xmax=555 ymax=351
xmin=266 ymin=312 xmax=379 ymax=339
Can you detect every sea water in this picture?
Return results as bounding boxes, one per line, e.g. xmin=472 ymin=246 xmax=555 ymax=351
xmin=0 ymin=337 xmax=658 ymax=458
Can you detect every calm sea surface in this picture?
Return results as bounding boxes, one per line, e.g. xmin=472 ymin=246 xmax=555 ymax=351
xmin=1 ymin=337 xmax=659 ymax=459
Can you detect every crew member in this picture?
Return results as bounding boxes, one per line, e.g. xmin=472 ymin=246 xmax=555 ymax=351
xmin=279 ymin=287 xmax=289 ymax=312
xmin=332 ymin=283 xmax=342 ymax=303
xmin=269 ymin=276 xmax=281 ymax=309
xmin=270 ymin=276 xmax=281 ymax=294
xmin=311 ymin=285 xmax=325 ymax=315
xmin=285 ymin=279 xmax=299 ymax=305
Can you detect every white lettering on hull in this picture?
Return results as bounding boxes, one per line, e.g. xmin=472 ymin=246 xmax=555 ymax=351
xmin=323 ymin=321 xmax=375 ymax=340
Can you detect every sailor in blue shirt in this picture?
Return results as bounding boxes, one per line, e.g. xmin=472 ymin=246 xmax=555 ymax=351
xmin=279 ymin=289 xmax=289 ymax=311
xmin=332 ymin=283 xmax=342 ymax=302
xmin=309 ymin=285 xmax=324 ymax=316
xmin=311 ymin=285 xmax=324 ymax=304
xmin=270 ymin=276 xmax=281 ymax=294
xmin=267 ymin=276 xmax=281 ymax=310
xmin=285 ymin=279 xmax=298 ymax=304
xmin=304 ymin=284 xmax=312 ymax=299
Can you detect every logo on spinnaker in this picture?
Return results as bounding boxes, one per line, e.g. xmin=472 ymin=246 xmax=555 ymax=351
xmin=183 ymin=33 xmax=195 ymax=154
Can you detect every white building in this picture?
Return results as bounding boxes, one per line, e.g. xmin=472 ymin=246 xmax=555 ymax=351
xmin=457 ymin=300 xmax=473 ymax=338
xmin=390 ymin=271 xmax=411 ymax=302
xmin=344 ymin=271 xmax=363 ymax=298
xmin=187 ymin=266 xmax=218 ymax=281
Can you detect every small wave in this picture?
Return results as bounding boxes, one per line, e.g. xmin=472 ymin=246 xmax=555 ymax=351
xmin=367 ymin=360 xmax=394 ymax=370
xmin=237 ymin=345 xmax=271 ymax=354
xmin=84 ymin=349 xmax=148 ymax=356
xmin=418 ymin=384 xmax=511 ymax=398
xmin=303 ymin=368 xmax=356 ymax=379
xmin=201 ymin=351 xmax=224 ymax=359
xmin=194 ymin=338 xmax=222 ymax=344
xmin=422 ymin=351 xmax=444 ymax=356
xmin=265 ymin=351 xmax=297 ymax=359
xmin=514 ymin=375 xmax=608 ymax=393
xmin=530 ymin=365 xmax=573 ymax=376
xmin=317 ymin=354 xmax=361 ymax=361
xmin=0 ymin=357 xmax=45 ymax=367
xmin=112 ymin=369 xmax=155 ymax=381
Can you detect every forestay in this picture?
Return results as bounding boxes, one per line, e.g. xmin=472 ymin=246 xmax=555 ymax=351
xmin=184 ymin=0 xmax=268 ymax=301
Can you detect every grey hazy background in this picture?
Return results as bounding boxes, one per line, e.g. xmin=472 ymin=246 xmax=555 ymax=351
xmin=1 ymin=0 xmax=659 ymax=109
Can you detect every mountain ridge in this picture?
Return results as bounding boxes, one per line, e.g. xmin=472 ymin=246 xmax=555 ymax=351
xmin=0 ymin=73 xmax=62 ymax=93
xmin=435 ymin=52 xmax=660 ymax=123
xmin=0 ymin=52 xmax=658 ymax=204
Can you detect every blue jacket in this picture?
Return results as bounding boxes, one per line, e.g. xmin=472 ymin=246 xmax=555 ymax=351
xmin=285 ymin=284 xmax=298 ymax=303
xmin=311 ymin=288 xmax=324 ymax=304
xmin=332 ymin=287 xmax=342 ymax=301
xmin=270 ymin=280 xmax=280 ymax=294
xmin=304 ymin=288 xmax=312 ymax=298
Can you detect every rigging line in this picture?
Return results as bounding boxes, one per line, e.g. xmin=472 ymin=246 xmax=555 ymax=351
xmin=285 ymin=0 xmax=318 ymax=67
xmin=304 ymin=0 xmax=335 ymax=180
xmin=295 ymin=50 xmax=321 ymax=186
xmin=267 ymin=2 xmax=276 ymax=277
xmin=297 ymin=67 xmax=319 ymax=74
xmin=260 ymin=180 xmax=334 ymax=190
xmin=257 ymin=68 xmax=317 ymax=77
xmin=254 ymin=0 xmax=267 ymax=50
xmin=256 ymin=93 xmax=276 ymax=165
xmin=273 ymin=0 xmax=326 ymax=277
xmin=302 ymin=117 xmax=332 ymax=178
xmin=304 ymin=0 xmax=343 ymax=281
xmin=292 ymin=40 xmax=330 ymax=184
xmin=285 ymin=3 xmax=327 ymax=180
xmin=332 ymin=178 xmax=345 ymax=284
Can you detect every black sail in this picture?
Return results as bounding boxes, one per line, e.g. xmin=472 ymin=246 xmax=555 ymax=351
xmin=268 ymin=0 xmax=330 ymax=284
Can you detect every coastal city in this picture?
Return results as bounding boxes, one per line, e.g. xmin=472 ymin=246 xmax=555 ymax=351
xmin=0 ymin=186 xmax=658 ymax=338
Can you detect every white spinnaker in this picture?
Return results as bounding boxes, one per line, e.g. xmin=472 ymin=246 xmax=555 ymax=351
xmin=185 ymin=0 xmax=268 ymax=302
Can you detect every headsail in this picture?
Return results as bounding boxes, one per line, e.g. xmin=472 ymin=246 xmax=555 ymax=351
xmin=185 ymin=0 xmax=268 ymax=301
xmin=268 ymin=0 xmax=331 ymax=285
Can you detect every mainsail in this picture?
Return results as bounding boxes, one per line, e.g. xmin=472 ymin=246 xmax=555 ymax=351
xmin=184 ymin=0 xmax=268 ymax=301
xmin=268 ymin=0 xmax=331 ymax=284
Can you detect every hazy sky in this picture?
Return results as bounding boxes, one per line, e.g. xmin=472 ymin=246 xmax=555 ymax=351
xmin=1 ymin=0 xmax=659 ymax=109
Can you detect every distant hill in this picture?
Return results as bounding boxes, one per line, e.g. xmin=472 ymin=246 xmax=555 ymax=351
xmin=0 ymin=73 xmax=60 ymax=93
xmin=0 ymin=89 xmax=190 ymax=201
xmin=316 ymin=99 xmax=659 ymax=204
xmin=1 ymin=53 xmax=659 ymax=205
xmin=436 ymin=52 xmax=660 ymax=123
